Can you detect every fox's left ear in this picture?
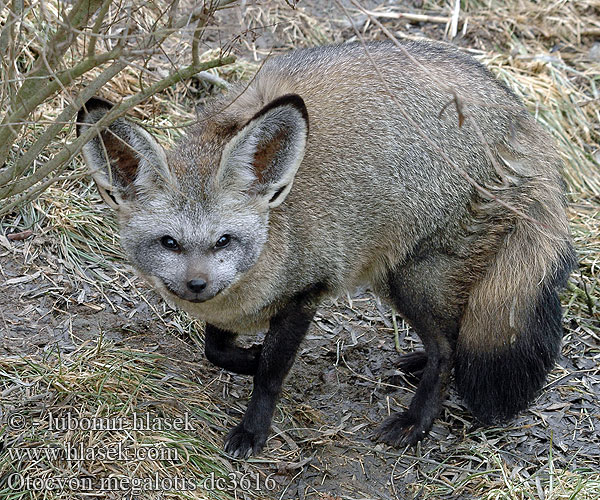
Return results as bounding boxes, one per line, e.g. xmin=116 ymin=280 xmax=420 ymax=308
xmin=218 ymin=94 xmax=309 ymax=209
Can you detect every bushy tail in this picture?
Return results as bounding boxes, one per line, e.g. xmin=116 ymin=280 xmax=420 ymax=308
xmin=455 ymin=193 xmax=575 ymax=424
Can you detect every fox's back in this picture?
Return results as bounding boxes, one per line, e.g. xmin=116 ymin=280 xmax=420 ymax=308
xmin=187 ymin=41 xmax=558 ymax=288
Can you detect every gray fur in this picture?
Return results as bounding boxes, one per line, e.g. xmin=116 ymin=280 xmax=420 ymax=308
xmin=77 ymin=40 xmax=573 ymax=455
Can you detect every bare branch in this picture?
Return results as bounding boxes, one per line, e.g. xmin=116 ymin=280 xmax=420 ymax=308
xmin=0 ymin=47 xmax=124 ymax=166
xmin=0 ymin=55 xmax=235 ymax=211
xmin=0 ymin=60 xmax=127 ymax=196
xmin=360 ymin=9 xmax=450 ymax=25
xmin=86 ymin=0 xmax=114 ymax=57
xmin=0 ymin=0 xmax=238 ymax=209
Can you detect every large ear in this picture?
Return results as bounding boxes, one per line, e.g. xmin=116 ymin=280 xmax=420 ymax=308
xmin=217 ymin=94 xmax=309 ymax=209
xmin=76 ymin=97 xmax=171 ymax=210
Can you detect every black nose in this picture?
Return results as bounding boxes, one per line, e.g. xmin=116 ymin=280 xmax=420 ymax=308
xmin=187 ymin=279 xmax=207 ymax=293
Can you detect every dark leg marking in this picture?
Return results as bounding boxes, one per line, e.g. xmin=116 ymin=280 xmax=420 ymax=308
xmin=224 ymin=284 xmax=324 ymax=458
xmin=204 ymin=324 xmax=262 ymax=376
xmin=397 ymin=350 xmax=428 ymax=381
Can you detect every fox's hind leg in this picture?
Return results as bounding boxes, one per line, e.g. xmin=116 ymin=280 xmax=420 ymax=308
xmin=375 ymin=252 xmax=465 ymax=447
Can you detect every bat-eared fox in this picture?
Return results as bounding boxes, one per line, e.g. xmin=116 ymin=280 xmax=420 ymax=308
xmin=77 ymin=40 xmax=575 ymax=458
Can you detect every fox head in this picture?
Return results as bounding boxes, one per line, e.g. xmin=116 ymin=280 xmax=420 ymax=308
xmin=77 ymin=95 xmax=308 ymax=304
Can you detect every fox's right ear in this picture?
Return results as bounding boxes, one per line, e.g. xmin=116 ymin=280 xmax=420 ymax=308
xmin=77 ymin=97 xmax=171 ymax=210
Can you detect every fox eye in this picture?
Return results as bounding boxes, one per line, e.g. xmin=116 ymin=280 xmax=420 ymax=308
xmin=215 ymin=234 xmax=231 ymax=249
xmin=160 ymin=236 xmax=180 ymax=251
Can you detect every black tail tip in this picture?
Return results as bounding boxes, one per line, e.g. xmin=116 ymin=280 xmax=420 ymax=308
xmin=456 ymin=247 xmax=574 ymax=423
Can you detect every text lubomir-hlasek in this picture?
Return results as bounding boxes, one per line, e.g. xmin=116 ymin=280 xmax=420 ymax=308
xmin=46 ymin=412 xmax=194 ymax=431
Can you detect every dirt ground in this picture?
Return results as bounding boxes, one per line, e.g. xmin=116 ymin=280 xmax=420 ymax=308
xmin=1 ymin=231 xmax=598 ymax=499
xmin=1 ymin=1 xmax=599 ymax=499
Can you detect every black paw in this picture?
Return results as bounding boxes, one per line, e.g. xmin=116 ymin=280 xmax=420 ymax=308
xmin=224 ymin=423 xmax=267 ymax=458
xmin=397 ymin=351 xmax=427 ymax=381
xmin=375 ymin=411 xmax=430 ymax=447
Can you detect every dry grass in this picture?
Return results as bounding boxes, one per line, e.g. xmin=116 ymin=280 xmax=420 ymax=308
xmin=0 ymin=341 xmax=269 ymax=500
xmin=1 ymin=0 xmax=599 ymax=499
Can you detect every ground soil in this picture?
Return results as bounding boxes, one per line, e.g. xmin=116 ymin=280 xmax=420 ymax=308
xmin=2 ymin=241 xmax=598 ymax=499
